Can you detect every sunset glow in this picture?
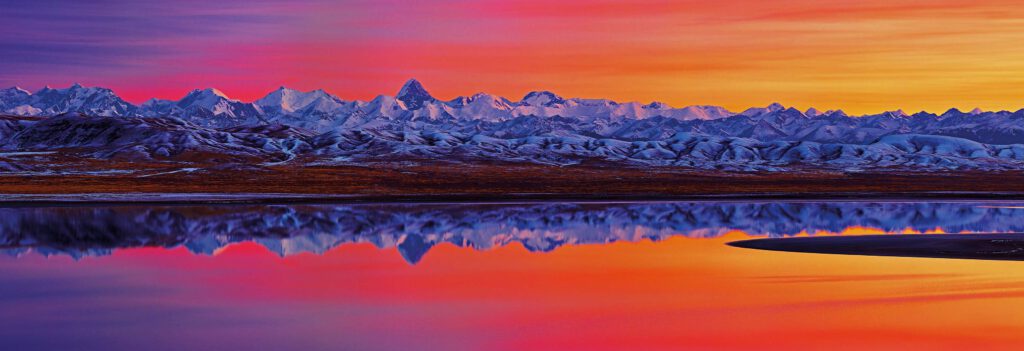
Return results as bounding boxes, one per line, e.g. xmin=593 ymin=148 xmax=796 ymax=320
xmin=5 ymin=0 xmax=1024 ymax=113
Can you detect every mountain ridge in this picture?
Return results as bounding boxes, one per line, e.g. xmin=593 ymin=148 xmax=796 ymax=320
xmin=11 ymin=80 xmax=1017 ymax=127
xmin=3 ymin=80 xmax=1024 ymax=172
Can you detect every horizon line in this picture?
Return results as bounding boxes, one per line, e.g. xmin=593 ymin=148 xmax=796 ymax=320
xmin=1 ymin=80 xmax=1011 ymax=118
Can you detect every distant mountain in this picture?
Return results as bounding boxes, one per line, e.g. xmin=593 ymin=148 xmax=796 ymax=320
xmin=396 ymin=78 xmax=436 ymax=110
xmin=3 ymin=80 xmax=1024 ymax=171
xmin=141 ymin=88 xmax=265 ymax=128
xmin=1 ymin=84 xmax=137 ymax=117
xmin=0 ymin=87 xmax=31 ymax=112
xmin=258 ymin=87 xmax=340 ymax=114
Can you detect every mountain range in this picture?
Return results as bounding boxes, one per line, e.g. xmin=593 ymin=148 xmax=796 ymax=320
xmin=3 ymin=80 xmax=1024 ymax=171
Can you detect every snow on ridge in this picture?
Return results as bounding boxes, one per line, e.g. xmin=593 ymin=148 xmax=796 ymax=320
xmin=4 ymin=114 xmax=1024 ymax=171
xmin=4 ymin=81 xmax=1024 ymax=153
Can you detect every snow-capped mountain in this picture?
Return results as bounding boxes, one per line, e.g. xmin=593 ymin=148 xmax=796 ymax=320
xmin=0 ymin=87 xmax=31 ymax=112
xmin=4 ymin=80 xmax=1024 ymax=171
xmin=1 ymin=84 xmax=137 ymax=117
xmin=142 ymin=88 xmax=266 ymax=128
xmin=396 ymin=78 xmax=436 ymax=110
xmin=256 ymin=86 xmax=347 ymax=116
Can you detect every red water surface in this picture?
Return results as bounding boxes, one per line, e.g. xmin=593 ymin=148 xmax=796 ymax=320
xmin=3 ymin=232 xmax=1024 ymax=351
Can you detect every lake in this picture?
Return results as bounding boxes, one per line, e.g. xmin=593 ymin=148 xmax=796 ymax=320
xmin=3 ymin=201 xmax=1024 ymax=350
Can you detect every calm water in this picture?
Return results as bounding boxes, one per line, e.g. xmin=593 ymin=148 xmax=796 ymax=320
xmin=4 ymin=201 xmax=1024 ymax=350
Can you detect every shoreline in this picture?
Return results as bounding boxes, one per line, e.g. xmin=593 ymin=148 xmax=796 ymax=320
xmin=2 ymin=164 xmax=1024 ymax=204
xmin=3 ymin=191 xmax=1024 ymax=205
xmin=729 ymin=233 xmax=1024 ymax=261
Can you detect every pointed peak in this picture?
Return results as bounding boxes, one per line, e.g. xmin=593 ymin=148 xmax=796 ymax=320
xmin=272 ymin=85 xmax=309 ymax=94
xmin=396 ymin=78 xmax=434 ymax=109
xmin=270 ymin=86 xmax=302 ymax=96
xmin=401 ymin=78 xmax=421 ymax=86
xmin=805 ymin=107 xmax=821 ymax=116
xmin=969 ymin=107 xmax=984 ymax=115
xmin=942 ymin=107 xmax=963 ymax=116
xmin=178 ymin=88 xmax=234 ymax=107
xmin=398 ymin=78 xmax=430 ymax=96
xmin=767 ymin=102 xmax=786 ymax=111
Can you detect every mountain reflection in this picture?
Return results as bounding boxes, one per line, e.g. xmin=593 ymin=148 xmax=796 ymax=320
xmin=2 ymin=201 xmax=1023 ymax=263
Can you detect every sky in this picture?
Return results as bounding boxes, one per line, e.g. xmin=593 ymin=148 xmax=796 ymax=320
xmin=3 ymin=0 xmax=1024 ymax=114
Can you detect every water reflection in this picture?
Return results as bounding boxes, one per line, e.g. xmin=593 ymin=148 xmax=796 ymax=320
xmin=4 ymin=201 xmax=1024 ymax=263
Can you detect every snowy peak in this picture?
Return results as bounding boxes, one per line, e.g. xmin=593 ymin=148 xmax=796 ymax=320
xmin=3 ymin=79 xmax=1024 ymax=149
xmin=177 ymin=88 xmax=234 ymax=109
xmin=396 ymin=79 xmax=435 ymax=110
xmin=0 ymin=87 xmax=31 ymax=105
xmin=0 ymin=87 xmax=33 ymax=113
xmin=256 ymin=86 xmax=343 ymax=114
xmin=156 ymin=88 xmax=266 ymax=128
xmin=6 ymin=83 xmax=137 ymax=117
xmin=673 ymin=105 xmax=734 ymax=120
xmin=1 ymin=86 xmax=30 ymax=95
xmin=520 ymin=91 xmax=565 ymax=107
xmin=741 ymin=102 xmax=788 ymax=116
xmin=256 ymin=86 xmax=303 ymax=110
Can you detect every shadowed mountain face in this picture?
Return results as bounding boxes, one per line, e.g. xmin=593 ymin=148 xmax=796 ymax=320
xmin=3 ymin=201 xmax=1023 ymax=263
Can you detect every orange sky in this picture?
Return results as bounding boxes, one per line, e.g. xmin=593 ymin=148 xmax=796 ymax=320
xmin=6 ymin=0 xmax=1024 ymax=114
